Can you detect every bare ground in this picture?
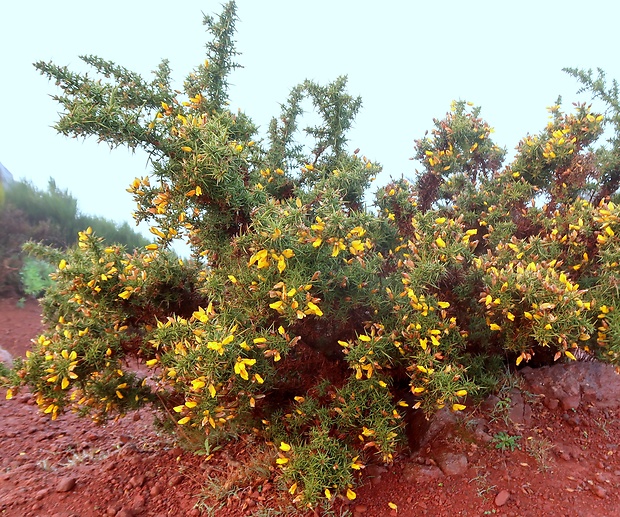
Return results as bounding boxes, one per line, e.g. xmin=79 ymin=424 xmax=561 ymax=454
xmin=1 ymin=296 xmax=620 ymax=517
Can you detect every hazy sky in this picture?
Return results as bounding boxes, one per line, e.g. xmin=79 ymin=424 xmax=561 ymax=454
xmin=2 ymin=1 xmax=620 ymax=249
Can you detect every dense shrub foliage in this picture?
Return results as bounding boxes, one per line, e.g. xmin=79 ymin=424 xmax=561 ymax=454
xmin=0 ymin=178 xmax=149 ymax=295
xmin=4 ymin=1 xmax=620 ymax=506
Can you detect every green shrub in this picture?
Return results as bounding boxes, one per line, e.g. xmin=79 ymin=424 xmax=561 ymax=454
xmin=4 ymin=2 xmax=620 ymax=509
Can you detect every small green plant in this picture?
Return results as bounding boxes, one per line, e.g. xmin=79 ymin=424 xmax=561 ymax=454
xmin=19 ymin=256 xmax=55 ymax=298
xmin=489 ymin=397 xmax=512 ymax=424
xmin=491 ymin=431 xmax=521 ymax=451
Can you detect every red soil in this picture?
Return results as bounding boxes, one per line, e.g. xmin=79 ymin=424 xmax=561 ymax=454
xmin=1 ymin=296 xmax=619 ymax=516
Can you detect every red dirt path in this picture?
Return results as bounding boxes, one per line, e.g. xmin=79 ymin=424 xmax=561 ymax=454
xmin=1 ymin=296 xmax=620 ymax=516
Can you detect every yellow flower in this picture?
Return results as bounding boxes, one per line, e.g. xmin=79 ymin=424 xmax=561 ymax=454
xmin=58 ymin=259 xmax=67 ymax=270
xmin=191 ymin=378 xmax=206 ymax=390
xmin=346 ymin=488 xmax=357 ymax=500
xmin=118 ymin=290 xmax=131 ymax=300
xmin=279 ymin=442 xmax=291 ymax=451
xmin=435 ymin=237 xmax=446 ymax=248
xmin=305 ymin=302 xmax=323 ymax=317
xmin=177 ymin=416 xmax=191 ymax=425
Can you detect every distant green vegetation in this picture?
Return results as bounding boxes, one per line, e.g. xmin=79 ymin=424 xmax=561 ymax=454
xmin=0 ymin=178 xmax=150 ymax=296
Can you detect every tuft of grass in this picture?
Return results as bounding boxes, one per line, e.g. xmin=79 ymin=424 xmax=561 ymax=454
xmin=525 ymin=435 xmax=554 ymax=471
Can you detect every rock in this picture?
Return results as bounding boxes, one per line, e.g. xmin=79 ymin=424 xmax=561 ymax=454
xmin=508 ymin=389 xmax=532 ymax=425
xmin=35 ymin=488 xmax=50 ymax=500
xmin=16 ymin=394 xmax=31 ymax=404
xmin=474 ymin=427 xmax=493 ymax=443
xmin=591 ymin=485 xmax=607 ymax=498
xmin=408 ymin=406 xmax=458 ymax=451
xmin=559 ymin=394 xmax=581 ymax=410
xmin=131 ymin=494 xmax=146 ymax=514
xmin=56 ymin=476 xmax=77 ymax=492
xmin=402 ymin=463 xmax=444 ymax=482
xmin=0 ymin=346 xmax=13 ymax=368
xmin=436 ymin=452 xmax=468 ymax=476
xmin=354 ymin=504 xmax=368 ymax=514
xmin=520 ymin=362 xmax=620 ymax=410
xmin=129 ymin=475 xmax=146 ymax=488
xmin=480 ymin=394 xmax=500 ymax=413
xmin=168 ymin=474 xmax=184 ymax=487
xmin=543 ymin=397 xmax=559 ymax=410
xmin=494 ymin=489 xmax=510 ymax=506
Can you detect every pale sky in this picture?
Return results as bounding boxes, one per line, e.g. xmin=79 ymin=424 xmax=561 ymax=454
xmin=2 ymin=1 xmax=620 ymax=250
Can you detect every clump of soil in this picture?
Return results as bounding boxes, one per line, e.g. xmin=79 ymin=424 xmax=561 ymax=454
xmin=1 ymin=296 xmax=620 ymax=516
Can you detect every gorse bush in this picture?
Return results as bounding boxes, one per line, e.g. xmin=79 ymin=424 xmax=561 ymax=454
xmin=4 ymin=1 xmax=620 ymax=507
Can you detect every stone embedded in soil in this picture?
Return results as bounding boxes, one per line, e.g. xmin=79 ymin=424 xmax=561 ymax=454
xmin=508 ymin=389 xmax=533 ymax=425
xmin=591 ymin=485 xmax=607 ymax=498
xmin=436 ymin=452 xmax=468 ymax=476
xmin=402 ymin=463 xmax=445 ymax=482
xmin=129 ymin=474 xmax=146 ymax=488
xmin=560 ymin=395 xmax=581 ymax=410
xmin=35 ymin=488 xmax=50 ymax=500
xmin=494 ymin=489 xmax=510 ymax=506
xmin=56 ymin=476 xmax=77 ymax=492
xmin=168 ymin=474 xmax=184 ymax=486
